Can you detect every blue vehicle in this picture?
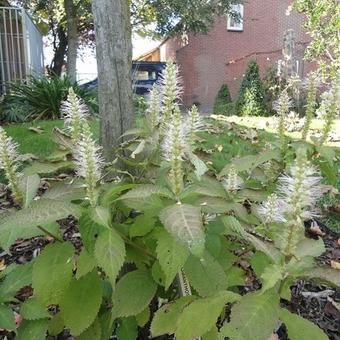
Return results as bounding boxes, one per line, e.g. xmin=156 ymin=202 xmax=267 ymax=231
xmin=81 ymin=61 xmax=166 ymax=96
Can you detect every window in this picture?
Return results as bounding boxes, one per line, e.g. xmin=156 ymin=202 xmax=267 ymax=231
xmin=227 ymin=4 xmax=244 ymax=31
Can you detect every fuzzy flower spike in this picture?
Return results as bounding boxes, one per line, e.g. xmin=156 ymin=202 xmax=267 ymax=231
xmin=258 ymin=149 xmax=323 ymax=259
xmin=74 ymin=122 xmax=104 ymax=206
xmin=301 ymin=74 xmax=318 ymax=141
xmin=162 ymin=105 xmax=186 ymax=198
xmin=317 ymin=77 xmax=340 ymax=146
xmin=147 ymin=84 xmax=161 ymax=128
xmin=61 ymin=87 xmax=89 ymax=143
xmin=159 ymin=61 xmax=182 ymax=129
xmin=273 ymin=89 xmax=293 ymax=152
xmin=0 ymin=127 xmax=23 ymax=205
xmin=186 ymin=105 xmax=203 ymax=147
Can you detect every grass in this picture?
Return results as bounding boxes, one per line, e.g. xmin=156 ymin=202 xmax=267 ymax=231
xmin=3 ymin=119 xmax=99 ymax=158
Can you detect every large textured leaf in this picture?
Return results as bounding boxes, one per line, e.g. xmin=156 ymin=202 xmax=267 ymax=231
xmin=156 ymin=231 xmax=190 ymax=289
xmin=116 ymin=317 xmax=138 ymax=340
xmin=260 ymin=264 xmax=283 ymax=292
xmin=60 ymin=271 xmax=102 ymax=336
xmin=279 ymin=308 xmax=328 ymax=340
xmin=220 ymin=290 xmax=280 ymax=340
xmin=20 ymin=298 xmax=50 ymax=320
xmin=222 ymin=216 xmax=280 ymax=261
xmin=19 ymin=174 xmax=40 ymax=208
xmin=76 ymin=319 xmax=102 ymax=340
xmin=219 ymin=148 xmax=280 ymax=176
xmin=295 ymin=238 xmax=326 ymax=258
xmin=112 ymin=270 xmax=157 ymax=318
xmin=43 ymin=182 xmax=85 ymax=202
xmin=78 ymin=212 xmax=106 ymax=253
xmin=16 ymin=319 xmax=49 ymax=340
xmin=187 ymin=152 xmax=209 ymax=180
xmin=0 ymin=304 xmax=16 ymax=330
xmin=159 ymin=203 xmax=205 ymax=257
xmin=306 ymin=267 xmax=340 ymax=288
xmin=118 ymin=184 xmax=174 ymax=208
xmin=24 ymin=160 xmax=74 ymax=176
xmin=0 ymin=199 xmax=80 ymax=250
xmin=0 ymin=262 xmax=33 ymax=301
xmin=176 ymin=291 xmax=240 ymax=340
xmin=76 ymin=249 xmax=96 ymax=279
xmin=94 ymin=228 xmax=126 ymax=283
xmin=151 ymin=296 xmax=196 ymax=337
xmin=32 ymin=242 xmax=74 ymax=306
xmin=184 ymin=251 xmax=228 ymax=297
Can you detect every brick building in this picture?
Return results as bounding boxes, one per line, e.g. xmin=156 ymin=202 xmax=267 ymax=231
xmin=137 ymin=1 xmax=312 ymax=113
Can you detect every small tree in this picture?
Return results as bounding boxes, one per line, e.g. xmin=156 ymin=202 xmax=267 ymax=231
xmin=213 ymin=84 xmax=233 ymax=115
xmin=235 ymin=60 xmax=266 ymax=116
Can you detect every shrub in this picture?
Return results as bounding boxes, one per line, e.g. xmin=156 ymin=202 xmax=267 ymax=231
xmin=213 ymin=84 xmax=233 ymax=115
xmin=235 ymin=60 xmax=266 ymax=116
xmin=0 ymin=75 xmax=98 ymax=122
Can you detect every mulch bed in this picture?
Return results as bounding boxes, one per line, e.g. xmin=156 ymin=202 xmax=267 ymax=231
xmin=0 ymin=191 xmax=339 ymax=339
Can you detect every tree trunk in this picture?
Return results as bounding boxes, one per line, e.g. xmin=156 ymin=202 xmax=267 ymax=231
xmin=92 ymin=0 xmax=134 ymax=161
xmin=50 ymin=26 xmax=67 ymax=76
xmin=64 ymin=0 xmax=78 ymax=83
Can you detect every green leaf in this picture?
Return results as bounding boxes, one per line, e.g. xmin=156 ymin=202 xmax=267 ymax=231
xmin=295 ymin=238 xmax=326 ymax=258
xmin=112 ymin=270 xmax=157 ymax=318
xmin=202 ymin=326 xmax=219 ymax=340
xmin=16 ymin=319 xmax=49 ymax=340
xmin=250 ymin=251 xmax=272 ymax=278
xmin=260 ymin=264 xmax=283 ymax=292
xmin=184 ymin=251 xmax=228 ymax=297
xmin=33 ymin=242 xmax=74 ymax=306
xmin=19 ymin=174 xmax=40 ymax=208
xmin=76 ymin=249 xmax=96 ymax=279
xmin=220 ymin=290 xmax=280 ymax=340
xmin=176 ymin=291 xmax=240 ymax=340
xmin=0 ymin=199 xmax=80 ymax=250
xmin=159 ymin=203 xmax=205 ymax=257
xmin=24 ymin=160 xmax=74 ymax=176
xmin=60 ymin=271 xmax=103 ymax=336
xmin=94 ymin=228 xmax=126 ymax=283
xmin=187 ymin=152 xmax=209 ymax=180
xmin=116 ymin=317 xmax=138 ymax=340
xmin=0 ymin=304 xmax=16 ymax=330
xmin=136 ymin=307 xmax=150 ymax=327
xmin=219 ymin=148 xmax=280 ymax=176
xmin=48 ymin=313 xmax=64 ymax=336
xmin=151 ymin=296 xmax=196 ymax=337
xmin=118 ymin=184 xmax=174 ymax=210
xmin=279 ymin=308 xmax=328 ymax=340
xmin=0 ymin=262 xmax=33 ymax=301
xmin=129 ymin=214 xmax=156 ymax=237
xmin=77 ymin=319 xmax=102 ymax=340
xmin=226 ymin=266 xmax=246 ymax=288
xmin=79 ymin=211 xmax=105 ymax=253
xmin=43 ymin=181 xmax=85 ymax=201
xmin=156 ymin=230 xmax=190 ymax=289
xmin=20 ymin=298 xmax=50 ymax=320
xmin=305 ymin=267 xmax=340 ymax=289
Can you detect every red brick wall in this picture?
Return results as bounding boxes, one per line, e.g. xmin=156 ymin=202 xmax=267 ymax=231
xmin=161 ymin=0 xmax=314 ymax=113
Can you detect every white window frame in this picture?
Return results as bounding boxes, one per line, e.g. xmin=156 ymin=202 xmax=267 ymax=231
xmin=227 ymin=4 xmax=244 ymax=31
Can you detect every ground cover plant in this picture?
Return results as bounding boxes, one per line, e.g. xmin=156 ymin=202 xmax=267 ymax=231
xmin=0 ymin=62 xmax=339 ymax=340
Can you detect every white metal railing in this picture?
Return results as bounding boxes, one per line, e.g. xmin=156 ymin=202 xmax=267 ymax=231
xmin=0 ymin=7 xmax=44 ymax=94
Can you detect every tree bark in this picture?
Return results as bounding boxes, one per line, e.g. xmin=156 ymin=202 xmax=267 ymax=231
xmin=64 ymin=0 xmax=78 ymax=83
xmin=49 ymin=26 xmax=67 ymax=76
xmin=92 ymin=0 xmax=134 ymax=161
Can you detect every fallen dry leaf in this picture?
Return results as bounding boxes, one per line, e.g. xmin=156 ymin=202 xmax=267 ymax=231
xmin=0 ymin=259 xmax=6 ymax=271
xmin=28 ymin=126 xmax=44 ymax=134
xmin=309 ymin=221 xmax=326 ymax=236
xmin=330 ymin=260 xmax=340 ymax=270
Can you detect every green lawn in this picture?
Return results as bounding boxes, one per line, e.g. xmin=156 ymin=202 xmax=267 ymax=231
xmin=3 ymin=119 xmax=100 ymax=158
